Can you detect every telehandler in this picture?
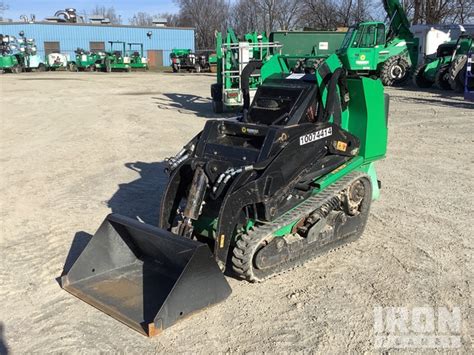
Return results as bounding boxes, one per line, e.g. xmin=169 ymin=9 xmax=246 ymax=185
xmin=62 ymin=54 xmax=388 ymax=336
xmin=337 ymin=0 xmax=418 ymax=86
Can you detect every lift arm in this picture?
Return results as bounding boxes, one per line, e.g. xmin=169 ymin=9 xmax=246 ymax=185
xmin=383 ymin=0 xmax=413 ymax=41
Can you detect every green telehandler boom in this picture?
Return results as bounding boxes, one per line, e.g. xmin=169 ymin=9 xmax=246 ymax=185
xmin=337 ymin=0 xmax=418 ymax=86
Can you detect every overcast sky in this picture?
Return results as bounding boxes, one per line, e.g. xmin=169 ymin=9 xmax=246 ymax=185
xmin=3 ymin=0 xmax=179 ymax=23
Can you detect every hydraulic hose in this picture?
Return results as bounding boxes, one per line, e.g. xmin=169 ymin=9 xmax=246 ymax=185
xmin=323 ymin=67 xmax=349 ymax=125
xmin=241 ymin=60 xmax=264 ymax=112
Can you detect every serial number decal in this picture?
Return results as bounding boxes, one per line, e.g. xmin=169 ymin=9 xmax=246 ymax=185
xmin=299 ymin=127 xmax=332 ymax=145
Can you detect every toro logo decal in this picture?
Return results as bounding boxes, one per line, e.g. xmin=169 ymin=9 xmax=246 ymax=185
xmin=299 ymin=127 xmax=332 ymax=145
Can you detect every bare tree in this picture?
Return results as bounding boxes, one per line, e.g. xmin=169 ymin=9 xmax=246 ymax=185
xmin=256 ymin=0 xmax=279 ymax=33
xmin=352 ymin=0 xmax=373 ymax=22
xmin=423 ymin=0 xmax=451 ymax=23
xmin=159 ymin=12 xmax=183 ymax=27
xmin=0 ymin=1 xmax=10 ymax=15
xmin=129 ymin=12 xmax=154 ymax=26
xmin=404 ymin=0 xmax=473 ymax=24
xmin=230 ymin=0 xmax=301 ymax=33
xmin=230 ymin=0 xmax=262 ymax=34
xmin=175 ymin=0 xmax=230 ymax=49
xmin=450 ymin=0 xmax=474 ymax=23
xmin=172 ymin=0 xmax=473 ymax=46
xmin=275 ymin=0 xmax=301 ymax=30
xmin=336 ymin=0 xmax=373 ymax=26
xmin=129 ymin=12 xmax=183 ymax=27
xmin=412 ymin=0 xmax=422 ymax=23
xmin=299 ymin=0 xmax=372 ymax=29
xmin=298 ymin=0 xmax=340 ymax=30
xmin=91 ymin=5 xmax=122 ymax=24
xmin=0 ymin=1 xmax=7 ymax=12
xmin=0 ymin=1 xmax=8 ymax=21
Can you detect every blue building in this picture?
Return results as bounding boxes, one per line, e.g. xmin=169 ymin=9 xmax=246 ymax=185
xmin=0 ymin=22 xmax=195 ymax=67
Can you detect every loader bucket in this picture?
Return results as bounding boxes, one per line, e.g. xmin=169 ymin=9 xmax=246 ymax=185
xmin=61 ymin=214 xmax=232 ymax=336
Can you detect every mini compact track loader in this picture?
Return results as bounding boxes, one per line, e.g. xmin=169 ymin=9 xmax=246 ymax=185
xmin=62 ymin=54 xmax=388 ymax=336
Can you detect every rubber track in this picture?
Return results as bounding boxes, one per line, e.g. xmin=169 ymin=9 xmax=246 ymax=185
xmin=232 ymin=171 xmax=368 ymax=282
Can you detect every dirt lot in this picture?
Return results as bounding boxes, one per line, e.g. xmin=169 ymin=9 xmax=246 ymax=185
xmin=0 ymin=71 xmax=472 ymax=353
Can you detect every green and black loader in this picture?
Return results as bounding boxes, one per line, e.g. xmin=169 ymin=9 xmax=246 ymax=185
xmin=61 ymin=54 xmax=389 ymax=336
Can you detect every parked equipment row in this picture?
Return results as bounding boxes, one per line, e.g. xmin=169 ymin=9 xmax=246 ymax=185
xmin=0 ymin=32 xmax=148 ymax=73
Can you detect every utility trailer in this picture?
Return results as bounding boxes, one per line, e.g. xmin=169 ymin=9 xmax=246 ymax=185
xmin=46 ymin=53 xmax=69 ymax=71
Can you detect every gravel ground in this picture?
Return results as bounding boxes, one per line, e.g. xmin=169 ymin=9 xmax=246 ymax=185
xmin=0 ymin=71 xmax=472 ymax=353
